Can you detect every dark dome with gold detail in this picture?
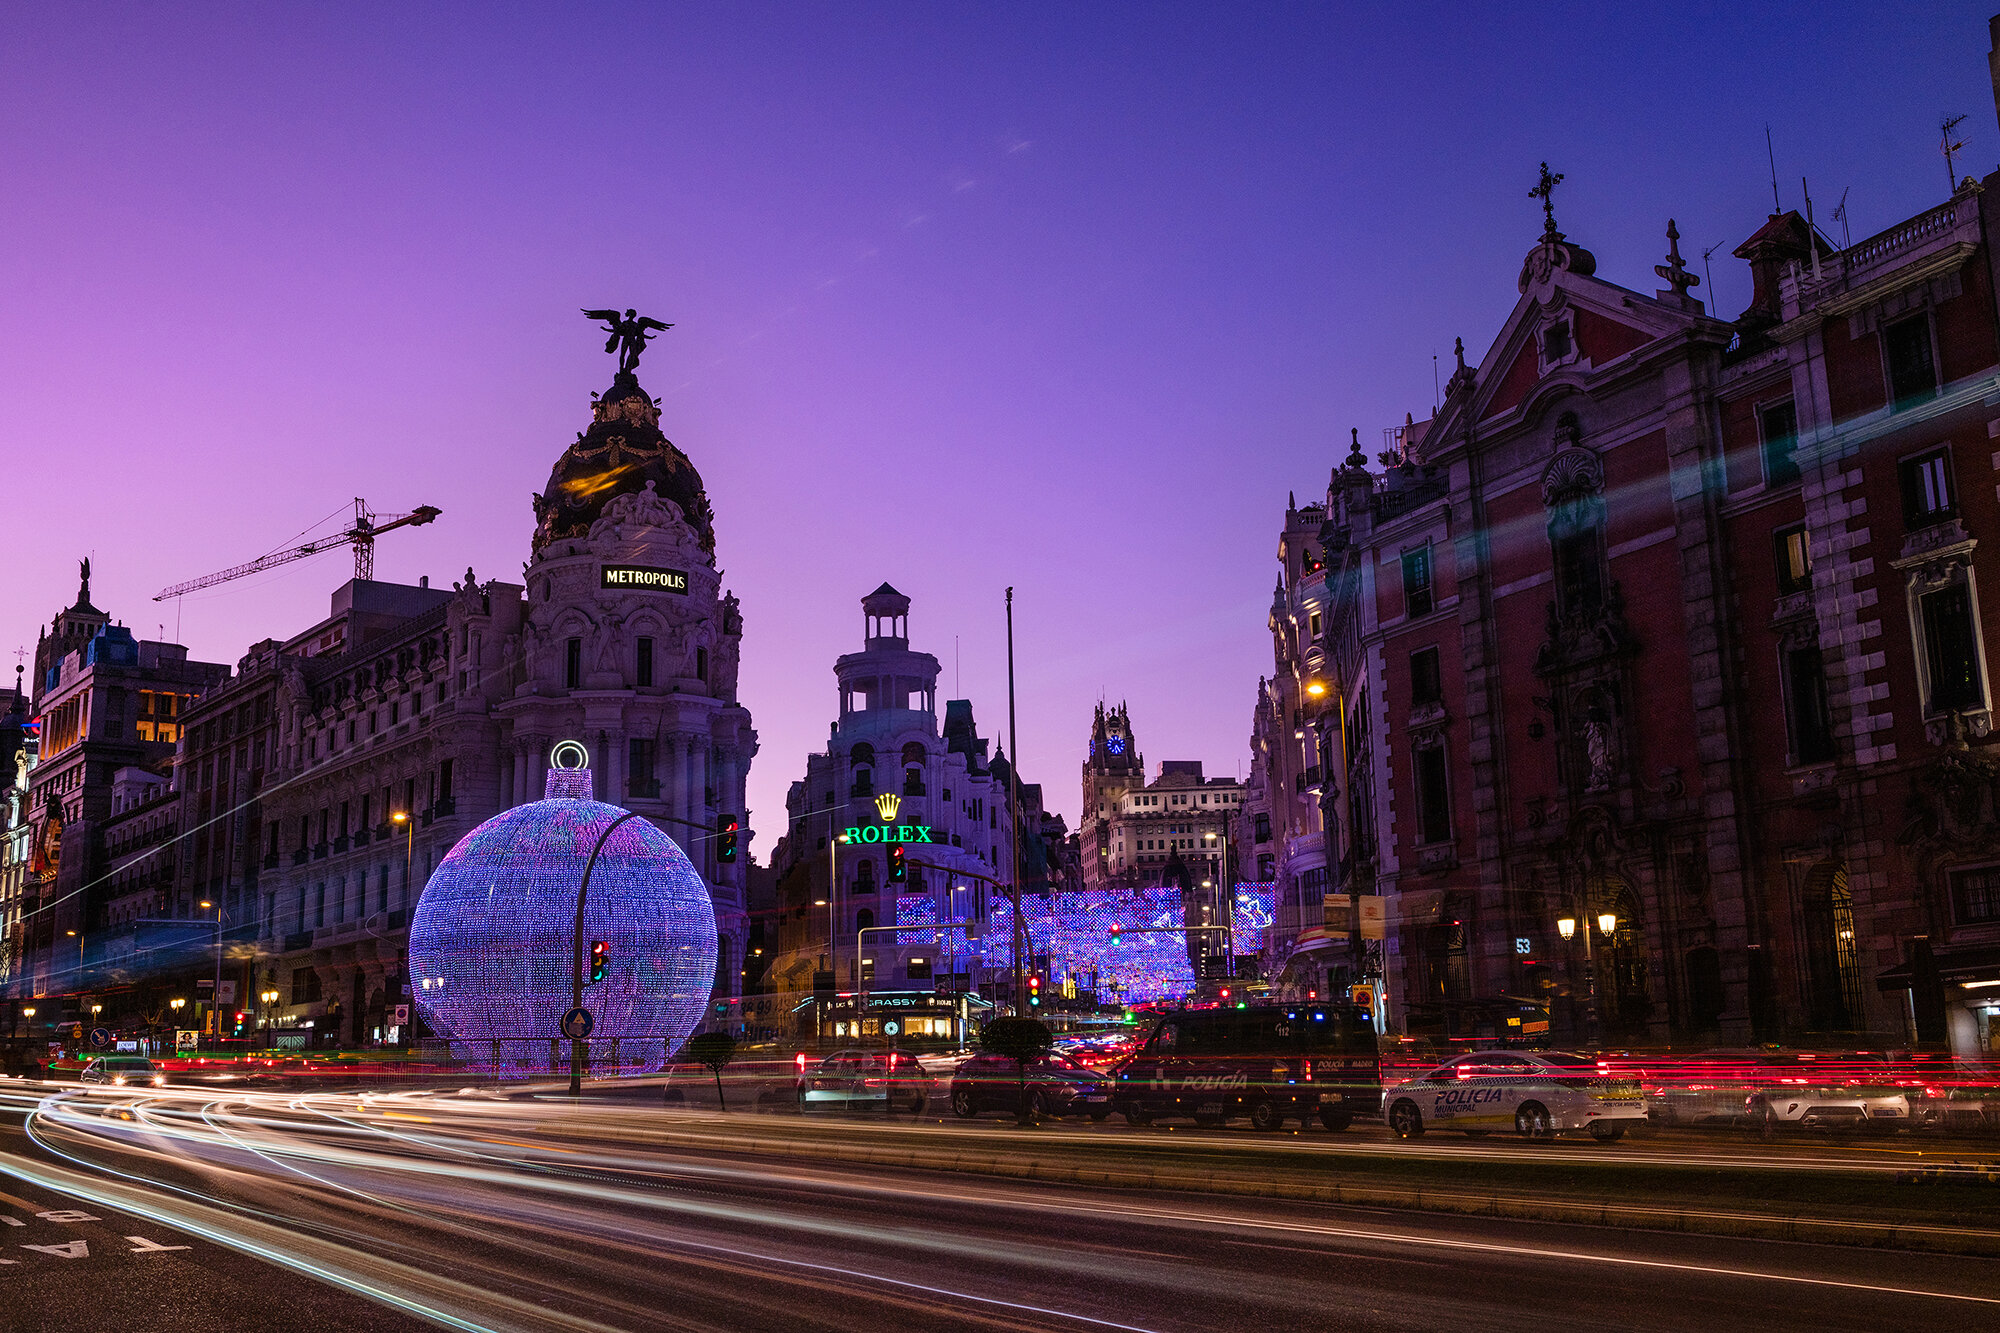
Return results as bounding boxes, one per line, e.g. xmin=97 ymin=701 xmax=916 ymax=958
xmin=532 ymin=371 xmax=714 ymax=553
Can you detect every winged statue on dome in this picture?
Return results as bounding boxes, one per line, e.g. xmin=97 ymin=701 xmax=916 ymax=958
xmin=582 ymin=307 xmax=673 ymax=374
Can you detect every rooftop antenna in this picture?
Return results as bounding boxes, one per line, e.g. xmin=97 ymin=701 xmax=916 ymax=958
xmin=1941 ymin=112 xmax=1968 ymax=192
xmin=1432 ymin=352 xmax=1441 ymax=410
xmin=1699 ymin=241 xmax=1722 ymax=309
xmin=1830 ymin=187 xmax=1851 ymax=250
xmin=1802 ymin=179 xmax=1823 ymax=280
xmin=1765 ymin=125 xmax=1782 ymax=212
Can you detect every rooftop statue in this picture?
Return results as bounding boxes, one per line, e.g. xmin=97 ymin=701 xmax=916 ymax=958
xmin=582 ymin=307 xmax=673 ymax=374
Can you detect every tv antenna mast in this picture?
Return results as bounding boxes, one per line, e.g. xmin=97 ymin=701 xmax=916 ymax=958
xmin=1829 ymin=187 xmax=1851 ymax=251
xmin=1941 ymin=113 xmax=1968 ymax=192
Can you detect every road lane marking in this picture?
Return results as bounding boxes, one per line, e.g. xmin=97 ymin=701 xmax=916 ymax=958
xmin=126 ymin=1236 xmax=191 ymax=1253
xmin=20 ymin=1241 xmax=88 ymax=1259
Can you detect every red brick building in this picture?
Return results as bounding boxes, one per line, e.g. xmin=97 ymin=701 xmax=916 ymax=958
xmin=1292 ymin=166 xmax=2000 ymax=1053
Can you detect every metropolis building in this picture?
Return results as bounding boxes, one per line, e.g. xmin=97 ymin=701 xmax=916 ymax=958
xmin=224 ymin=365 xmax=756 ymax=1047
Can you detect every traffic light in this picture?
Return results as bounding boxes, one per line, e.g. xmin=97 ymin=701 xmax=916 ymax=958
xmin=589 ymin=940 xmax=610 ymax=985
xmin=718 ymin=814 xmax=739 ymax=863
xmin=887 ymin=844 xmax=906 ymax=882
xmin=1108 ymin=923 xmax=1123 ymax=947
xmin=1028 ymin=974 xmax=1042 ymax=1007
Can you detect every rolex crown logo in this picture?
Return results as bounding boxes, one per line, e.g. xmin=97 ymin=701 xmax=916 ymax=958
xmin=875 ymin=793 xmax=901 ymax=822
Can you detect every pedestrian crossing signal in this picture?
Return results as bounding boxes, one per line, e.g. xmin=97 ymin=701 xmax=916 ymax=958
xmin=589 ymin=940 xmax=610 ymax=985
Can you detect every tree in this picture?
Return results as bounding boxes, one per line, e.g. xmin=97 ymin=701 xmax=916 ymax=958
xmin=979 ymin=1016 xmax=1053 ymax=1124
xmin=684 ymin=1032 xmax=738 ymax=1111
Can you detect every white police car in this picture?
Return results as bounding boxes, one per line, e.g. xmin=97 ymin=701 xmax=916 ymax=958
xmin=1383 ymin=1050 xmax=1647 ymax=1142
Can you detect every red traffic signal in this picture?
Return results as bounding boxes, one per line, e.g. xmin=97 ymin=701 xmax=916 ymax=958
xmin=718 ymin=814 xmax=740 ymax=863
xmin=589 ymin=939 xmax=610 ymax=985
xmin=887 ymin=844 xmax=906 ymax=881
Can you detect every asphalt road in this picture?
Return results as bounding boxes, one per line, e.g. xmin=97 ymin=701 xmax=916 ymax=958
xmin=3 ymin=1079 xmax=1998 ymax=1333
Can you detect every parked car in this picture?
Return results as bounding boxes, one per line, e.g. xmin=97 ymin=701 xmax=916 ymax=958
xmin=78 ymin=1056 xmax=165 ymax=1088
xmin=1112 ymin=1002 xmax=1379 ymax=1131
xmin=950 ymin=1052 xmax=1114 ymax=1120
xmin=1382 ymin=1050 xmax=1647 ymax=1141
xmin=797 ymin=1048 xmax=933 ymax=1114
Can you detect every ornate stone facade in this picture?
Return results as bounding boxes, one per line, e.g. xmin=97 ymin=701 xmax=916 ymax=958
xmin=250 ymin=369 xmax=756 ymax=1048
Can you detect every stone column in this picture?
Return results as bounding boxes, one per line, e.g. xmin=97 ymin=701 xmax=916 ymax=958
xmin=691 ymin=742 xmax=710 ymax=880
xmin=511 ymin=746 xmax=527 ymax=807
xmin=679 ymin=735 xmax=697 ymax=837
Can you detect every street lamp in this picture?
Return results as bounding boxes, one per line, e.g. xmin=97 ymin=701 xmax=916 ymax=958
xmin=392 ymin=810 xmax=414 ymax=905
xmin=1556 ymin=905 xmax=1618 ymax=1048
xmin=261 ymin=988 xmax=279 ymax=1046
xmin=200 ymin=899 xmax=224 ymax=1050
xmin=827 ymin=830 xmax=849 ymax=1020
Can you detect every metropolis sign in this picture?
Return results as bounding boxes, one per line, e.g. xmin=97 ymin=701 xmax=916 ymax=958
xmin=600 ymin=563 xmax=688 ymax=593
xmin=843 ymin=824 xmax=934 ymax=844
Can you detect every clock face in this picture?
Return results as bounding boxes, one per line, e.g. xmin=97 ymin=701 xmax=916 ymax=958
xmin=1107 ymin=736 xmax=1126 ymax=756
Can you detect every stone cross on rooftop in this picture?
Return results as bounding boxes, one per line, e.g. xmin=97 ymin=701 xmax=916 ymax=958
xmin=1530 ymin=162 xmax=1565 ymax=243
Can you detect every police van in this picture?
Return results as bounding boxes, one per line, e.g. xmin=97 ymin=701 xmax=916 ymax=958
xmin=1112 ymin=1003 xmax=1380 ymax=1131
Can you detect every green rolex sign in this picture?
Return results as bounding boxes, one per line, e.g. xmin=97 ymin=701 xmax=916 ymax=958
xmin=845 ymin=824 xmax=933 ymax=844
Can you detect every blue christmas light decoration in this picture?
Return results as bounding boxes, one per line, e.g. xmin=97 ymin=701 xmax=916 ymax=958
xmin=885 ymin=881 xmax=1278 ymax=1004
xmin=408 ymin=755 xmax=716 ymax=1078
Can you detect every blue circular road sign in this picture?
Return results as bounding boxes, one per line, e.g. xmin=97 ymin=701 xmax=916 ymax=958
xmin=87 ymin=1027 xmax=112 ymax=1051
xmin=558 ymin=1006 xmax=595 ymax=1040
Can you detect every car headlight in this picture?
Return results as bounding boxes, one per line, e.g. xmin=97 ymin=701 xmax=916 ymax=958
xmin=112 ymin=1075 xmax=126 ymax=1085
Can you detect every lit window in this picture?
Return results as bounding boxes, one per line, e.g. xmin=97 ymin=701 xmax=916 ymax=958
xmin=1774 ymin=525 xmax=1812 ymax=596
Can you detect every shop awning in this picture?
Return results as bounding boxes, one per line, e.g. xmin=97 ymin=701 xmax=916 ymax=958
xmin=1876 ymin=942 xmax=2000 ymax=991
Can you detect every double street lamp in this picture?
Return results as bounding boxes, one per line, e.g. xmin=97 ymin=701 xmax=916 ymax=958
xmin=1555 ymin=909 xmax=1620 ymax=1044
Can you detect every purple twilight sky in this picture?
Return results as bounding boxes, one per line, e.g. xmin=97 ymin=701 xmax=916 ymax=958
xmin=1 ymin=3 xmax=1988 ymax=855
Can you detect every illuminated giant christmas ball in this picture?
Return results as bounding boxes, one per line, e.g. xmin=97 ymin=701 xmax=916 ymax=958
xmin=408 ymin=744 xmax=717 ymax=1078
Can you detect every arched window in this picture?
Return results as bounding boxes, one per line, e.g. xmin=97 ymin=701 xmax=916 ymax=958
xmin=1802 ymin=863 xmax=1864 ymax=1030
xmin=901 ymin=742 xmax=927 ymax=765
xmin=854 ymin=859 xmax=876 ymax=895
xmin=849 ymin=742 xmax=876 ymax=768
xmin=856 ymin=908 xmax=874 ymax=932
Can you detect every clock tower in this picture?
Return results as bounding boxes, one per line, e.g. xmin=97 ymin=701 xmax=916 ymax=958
xmin=1081 ymin=702 xmax=1142 ymax=889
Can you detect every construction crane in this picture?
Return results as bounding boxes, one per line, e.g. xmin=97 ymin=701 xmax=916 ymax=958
xmin=154 ymin=498 xmax=442 ymax=601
